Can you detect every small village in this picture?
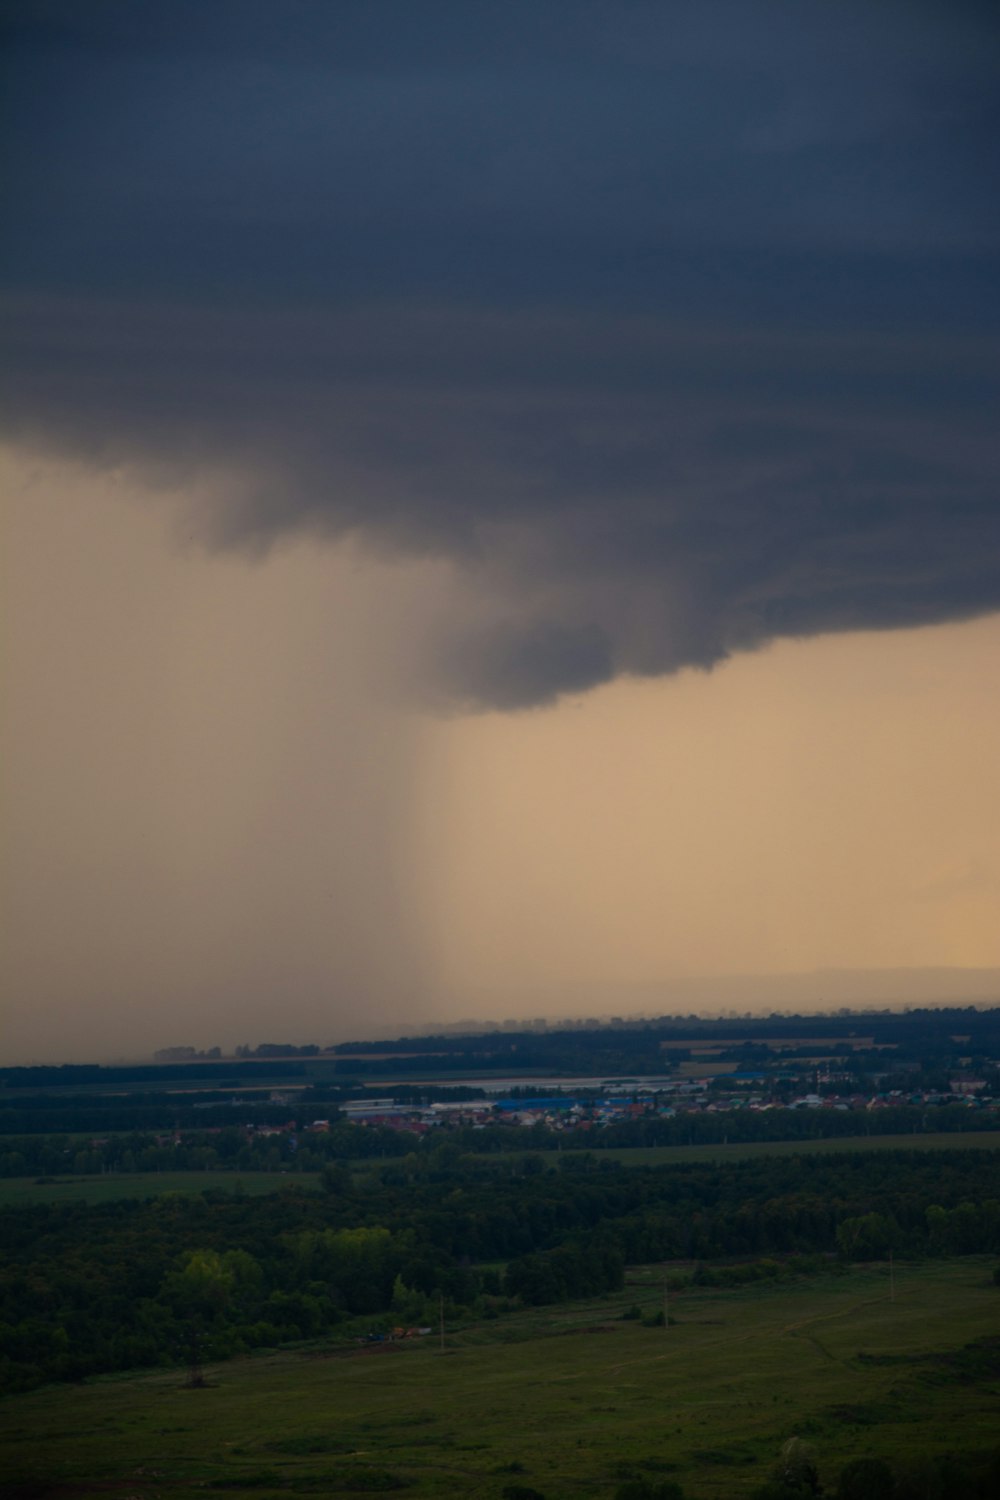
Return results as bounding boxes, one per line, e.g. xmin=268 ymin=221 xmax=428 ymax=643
xmin=242 ymin=1068 xmax=999 ymax=1143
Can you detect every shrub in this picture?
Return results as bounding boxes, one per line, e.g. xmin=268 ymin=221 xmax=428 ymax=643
xmin=836 ymin=1457 xmax=895 ymax=1500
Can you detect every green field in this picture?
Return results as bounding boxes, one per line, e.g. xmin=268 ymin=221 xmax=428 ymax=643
xmin=3 ymin=1259 xmax=999 ymax=1499
xmin=3 ymin=1131 xmax=1000 ymax=1207
xmin=536 ymin=1129 xmax=1000 ymax=1169
xmin=0 ymin=1171 xmax=323 ymax=1205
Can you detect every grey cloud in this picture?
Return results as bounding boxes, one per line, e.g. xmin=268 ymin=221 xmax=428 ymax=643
xmin=2 ymin=2 xmax=998 ymax=707
xmin=443 ymin=621 xmax=616 ymax=712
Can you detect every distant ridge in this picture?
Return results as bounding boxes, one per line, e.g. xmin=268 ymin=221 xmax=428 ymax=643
xmin=408 ymin=967 xmax=1000 ymax=1038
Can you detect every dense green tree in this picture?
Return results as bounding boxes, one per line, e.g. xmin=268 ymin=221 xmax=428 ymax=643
xmin=771 ymin=1438 xmax=821 ymax=1495
xmin=836 ymin=1212 xmax=899 ymax=1260
xmin=836 ymin=1457 xmax=895 ymax=1500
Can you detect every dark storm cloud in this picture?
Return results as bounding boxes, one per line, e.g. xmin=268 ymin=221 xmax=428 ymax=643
xmin=2 ymin=0 xmax=999 ymax=706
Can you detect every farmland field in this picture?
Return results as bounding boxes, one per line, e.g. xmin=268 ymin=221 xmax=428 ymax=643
xmin=3 ymin=1259 xmax=999 ymax=1499
xmin=0 ymin=1172 xmax=324 ymax=1206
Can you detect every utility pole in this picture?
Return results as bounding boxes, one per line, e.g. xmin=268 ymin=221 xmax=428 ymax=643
xmin=439 ymin=1292 xmax=445 ymax=1352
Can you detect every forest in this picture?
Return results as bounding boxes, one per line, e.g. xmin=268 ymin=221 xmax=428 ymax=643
xmin=3 ymin=1146 xmax=999 ymax=1396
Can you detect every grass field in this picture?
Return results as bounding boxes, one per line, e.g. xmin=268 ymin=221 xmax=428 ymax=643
xmin=534 ymin=1129 xmax=1000 ymax=1169
xmin=0 ymin=1171 xmax=324 ymax=1205
xmin=3 ymin=1259 xmax=999 ymax=1499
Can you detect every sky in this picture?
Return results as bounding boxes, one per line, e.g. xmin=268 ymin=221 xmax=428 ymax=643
xmin=2 ymin=1 xmax=999 ymax=1061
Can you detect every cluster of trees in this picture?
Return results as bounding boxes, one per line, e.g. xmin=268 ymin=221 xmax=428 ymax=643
xmin=504 ymin=1241 xmax=624 ymax=1305
xmin=612 ymin=1440 xmax=1000 ymax=1500
xmin=747 ymin=1436 xmax=1000 ymax=1500
xmin=2 ymin=1147 xmax=999 ymax=1393
xmin=0 ymin=1059 xmax=318 ymax=1090
xmin=0 ymin=1119 xmax=415 ymax=1179
xmin=0 ymin=1093 xmax=299 ymax=1137
xmin=545 ymin=1102 xmax=999 ymax=1153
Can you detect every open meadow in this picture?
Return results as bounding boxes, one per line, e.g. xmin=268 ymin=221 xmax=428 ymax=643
xmin=3 ymin=1258 xmax=998 ymax=1500
xmin=0 ymin=1173 xmax=323 ymax=1207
